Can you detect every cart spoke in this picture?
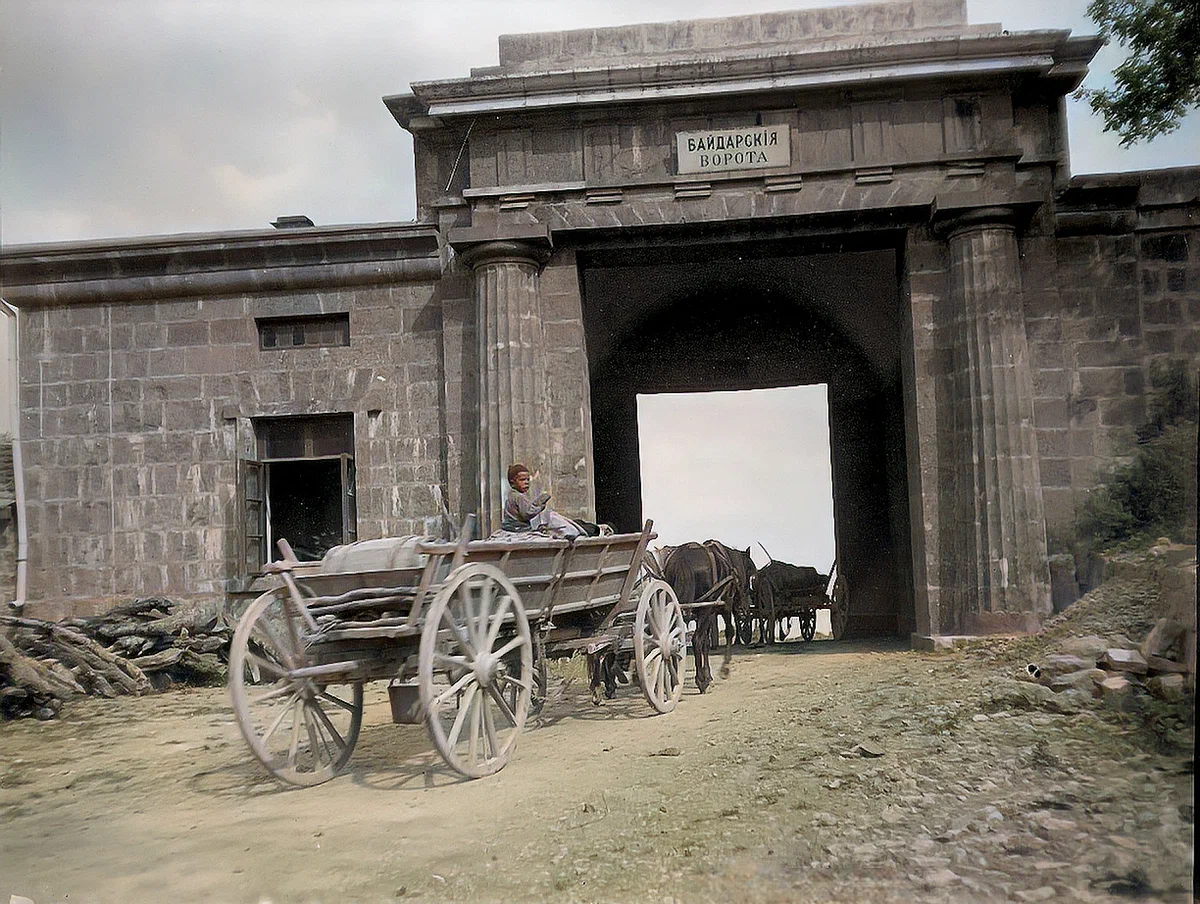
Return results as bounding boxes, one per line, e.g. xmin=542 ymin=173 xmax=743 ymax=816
xmin=250 ymin=682 xmax=295 ymax=705
xmin=654 ymin=594 xmax=669 ymax=628
xmin=287 ymin=698 xmax=302 ymax=764
xmin=493 ymin=634 xmax=525 ymax=660
xmin=477 ymin=577 xmax=497 ymax=647
xmin=317 ymin=689 xmax=357 ymax=712
xmin=646 ymin=605 xmax=660 ymax=637
xmin=440 ymin=605 xmax=478 ymax=658
xmin=433 ymin=652 xmax=471 ymax=670
xmin=644 ymin=646 xmax=662 ymax=668
xmin=309 ymin=700 xmax=347 ymax=752
xmin=487 ymin=685 xmax=518 ymax=727
xmin=250 ymin=616 xmax=295 ymax=664
xmin=484 ymin=592 xmax=514 ymax=650
xmin=302 ymin=707 xmax=324 ymax=770
xmin=481 ymin=692 xmax=501 ymax=759
xmin=434 ymin=670 xmax=476 ymax=707
xmin=467 ymin=692 xmax=481 ymax=765
xmin=245 ymin=652 xmax=288 ymax=679
xmin=445 ymin=682 xmax=479 ymax=750
xmin=496 ymin=672 xmax=530 ymax=692
xmin=260 ymin=691 xmax=301 ymax=743
xmin=657 ymin=660 xmax=668 ymax=699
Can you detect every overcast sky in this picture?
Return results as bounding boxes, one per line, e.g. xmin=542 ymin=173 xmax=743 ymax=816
xmin=1 ymin=0 xmax=1198 ymax=246
xmin=2 ymin=1 xmax=1196 ymax=594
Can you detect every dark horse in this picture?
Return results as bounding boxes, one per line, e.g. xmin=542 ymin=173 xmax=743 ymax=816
xmin=661 ymin=540 xmax=756 ymax=693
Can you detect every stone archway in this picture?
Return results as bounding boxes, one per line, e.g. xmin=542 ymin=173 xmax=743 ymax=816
xmin=578 ymin=234 xmax=915 ymax=637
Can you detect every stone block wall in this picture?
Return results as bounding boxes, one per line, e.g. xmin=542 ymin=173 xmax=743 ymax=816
xmin=1033 ymin=221 xmax=1199 ymax=553
xmin=15 ymin=275 xmax=445 ymax=617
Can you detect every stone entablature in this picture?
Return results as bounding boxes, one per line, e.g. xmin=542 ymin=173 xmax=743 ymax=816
xmin=0 ymin=224 xmax=441 ymax=306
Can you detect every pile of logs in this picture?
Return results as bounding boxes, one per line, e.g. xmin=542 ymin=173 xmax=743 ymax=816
xmin=0 ymin=597 xmax=232 ymax=720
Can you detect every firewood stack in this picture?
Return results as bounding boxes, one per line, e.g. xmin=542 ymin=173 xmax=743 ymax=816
xmin=0 ymin=597 xmax=232 ymax=720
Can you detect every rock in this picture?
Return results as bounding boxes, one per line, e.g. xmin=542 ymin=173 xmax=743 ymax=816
xmin=1100 ymin=676 xmax=1133 ymax=700
xmin=1140 ymin=619 xmax=1186 ymax=659
xmin=649 ymin=747 xmax=681 ymax=757
xmin=972 ymin=714 xmax=989 ymax=722
xmin=986 ymin=679 xmax=1080 ymax=714
xmin=1037 ymin=815 xmax=1077 ymax=837
xmin=924 ymin=868 xmax=961 ymax=888
xmin=1042 ymin=654 xmax=1092 ymax=675
xmin=881 ymin=806 xmax=905 ymax=825
xmin=10 ymin=896 xmax=37 ymax=904
xmin=842 ymin=742 xmax=884 ymax=758
xmin=1145 ymin=655 xmax=1188 ymax=674
xmin=1061 ymin=635 xmax=1109 ymax=660
xmin=1048 ymin=668 xmax=1106 ymax=694
xmin=1146 ymin=674 xmax=1184 ymax=701
xmin=1098 ymin=649 xmax=1148 ymax=675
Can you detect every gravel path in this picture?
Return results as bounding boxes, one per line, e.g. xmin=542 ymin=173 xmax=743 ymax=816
xmin=1 ymin=576 xmax=1193 ymax=903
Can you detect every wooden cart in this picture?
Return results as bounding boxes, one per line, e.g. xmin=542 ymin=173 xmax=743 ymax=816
xmin=750 ymin=559 xmax=849 ymax=644
xmin=228 ymin=519 xmax=689 ymax=786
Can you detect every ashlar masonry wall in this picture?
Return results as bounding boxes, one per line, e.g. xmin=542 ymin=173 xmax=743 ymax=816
xmin=8 ymin=225 xmax=446 ymax=618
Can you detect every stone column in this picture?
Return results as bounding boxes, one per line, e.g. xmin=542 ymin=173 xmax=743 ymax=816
xmin=940 ymin=207 xmax=1051 ymax=630
xmin=458 ymin=239 xmax=552 ymax=534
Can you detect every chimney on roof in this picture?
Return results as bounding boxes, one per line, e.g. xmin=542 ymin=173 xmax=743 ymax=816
xmin=271 ymin=215 xmax=315 ymax=229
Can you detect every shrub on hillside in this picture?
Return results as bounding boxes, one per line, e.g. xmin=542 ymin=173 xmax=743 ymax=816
xmin=1079 ymin=361 xmax=1199 ymax=547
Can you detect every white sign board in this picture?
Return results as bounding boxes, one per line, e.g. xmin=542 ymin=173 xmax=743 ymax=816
xmin=675 ymin=124 xmax=791 ymax=175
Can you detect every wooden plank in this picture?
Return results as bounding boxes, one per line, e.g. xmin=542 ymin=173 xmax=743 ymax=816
xmin=599 ymin=520 xmax=654 ymax=630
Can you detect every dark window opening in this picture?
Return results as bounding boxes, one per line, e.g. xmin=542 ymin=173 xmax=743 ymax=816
xmin=257 ymin=313 xmax=350 ymax=350
xmin=265 ymin=458 xmax=356 ymax=562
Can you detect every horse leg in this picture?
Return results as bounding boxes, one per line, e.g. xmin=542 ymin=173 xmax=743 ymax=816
xmin=587 ymin=652 xmax=603 ymax=706
xmin=694 ymin=610 xmax=712 ymax=693
xmin=602 ymin=650 xmax=618 ymax=699
xmin=718 ymin=602 xmax=734 ymax=680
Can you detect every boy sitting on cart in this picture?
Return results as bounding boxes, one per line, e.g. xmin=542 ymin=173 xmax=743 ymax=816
xmin=501 ymin=463 xmax=603 ymax=539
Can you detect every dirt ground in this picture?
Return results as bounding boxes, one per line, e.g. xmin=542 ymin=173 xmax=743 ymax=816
xmin=1 ymin=576 xmax=1194 ymax=904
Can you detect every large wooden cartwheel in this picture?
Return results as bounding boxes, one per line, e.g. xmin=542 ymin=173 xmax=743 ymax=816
xmin=229 ymin=587 xmax=364 ymax=786
xmin=633 ymin=580 xmax=687 ymax=714
xmin=830 ymin=571 xmax=850 ymax=640
xmin=418 ymin=564 xmax=533 ymax=778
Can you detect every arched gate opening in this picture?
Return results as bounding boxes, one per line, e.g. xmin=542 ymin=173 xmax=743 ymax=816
xmin=579 ymin=232 xmax=915 ymax=637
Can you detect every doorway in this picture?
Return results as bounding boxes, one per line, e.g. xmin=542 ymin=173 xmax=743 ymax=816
xmin=579 ymin=234 xmax=914 ymax=636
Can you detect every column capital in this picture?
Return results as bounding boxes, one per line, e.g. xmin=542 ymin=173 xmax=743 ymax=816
xmin=929 ymin=187 xmax=1044 ymax=240
xmin=448 ymin=225 xmax=552 ymax=270
xmin=932 ymin=205 xmax=1019 ymax=240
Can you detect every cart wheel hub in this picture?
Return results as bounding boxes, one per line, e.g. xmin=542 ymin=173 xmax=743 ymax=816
xmin=474 ymin=654 xmax=498 ymax=687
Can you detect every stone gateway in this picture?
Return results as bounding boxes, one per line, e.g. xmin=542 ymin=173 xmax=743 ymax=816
xmin=1 ymin=0 xmax=1197 ymax=643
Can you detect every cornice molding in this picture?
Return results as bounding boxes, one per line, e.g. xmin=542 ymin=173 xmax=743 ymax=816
xmin=392 ymin=32 xmax=1103 ymax=124
xmin=0 ymin=224 xmax=443 ymax=306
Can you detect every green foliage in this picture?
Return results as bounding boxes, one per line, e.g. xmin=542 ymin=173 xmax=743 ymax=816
xmin=1076 ymin=0 xmax=1200 ymax=146
xmin=1138 ymin=357 xmax=1200 ymax=440
xmin=1079 ymin=360 xmax=1199 ymax=547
